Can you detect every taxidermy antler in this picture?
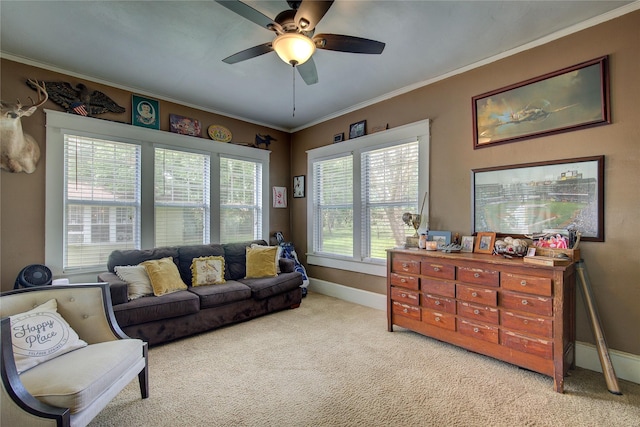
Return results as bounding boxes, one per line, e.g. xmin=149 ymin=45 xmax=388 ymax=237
xmin=1 ymin=79 xmax=48 ymax=173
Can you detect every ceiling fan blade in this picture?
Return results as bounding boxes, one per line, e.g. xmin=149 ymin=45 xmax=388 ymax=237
xmin=314 ymin=33 xmax=385 ymax=54
xmin=223 ymin=43 xmax=273 ymax=64
xmin=215 ymin=0 xmax=278 ymax=31
xmin=294 ymin=0 xmax=334 ymax=32
xmin=297 ymin=57 xmax=318 ymax=85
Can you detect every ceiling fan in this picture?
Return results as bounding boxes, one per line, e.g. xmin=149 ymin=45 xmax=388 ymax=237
xmin=216 ymin=0 xmax=386 ymax=85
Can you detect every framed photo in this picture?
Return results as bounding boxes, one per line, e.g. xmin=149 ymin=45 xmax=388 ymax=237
xmin=475 ymin=232 xmax=496 ymax=254
xmin=461 ymin=236 xmax=475 ymax=253
xmin=472 ymin=56 xmax=609 ymax=148
xmin=333 ymin=133 xmax=344 ymax=143
xmin=349 ymin=120 xmax=366 ymax=139
xmin=526 ymin=247 xmax=537 ymax=257
xmin=472 ymin=155 xmax=604 ymax=241
xmin=132 ymin=95 xmax=159 ymax=129
xmin=169 ymin=114 xmax=201 ymax=137
xmin=428 ymin=231 xmax=451 ymax=246
xmin=273 ymin=186 xmax=287 ymax=208
xmin=293 ymin=175 xmax=305 ymax=198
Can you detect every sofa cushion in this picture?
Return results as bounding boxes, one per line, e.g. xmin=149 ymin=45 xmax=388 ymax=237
xmin=245 ymin=245 xmax=278 ymax=279
xmin=223 ymin=239 xmax=267 ymax=280
xmin=20 ymin=339 xmax=143 ymax=414
xmin=191 ymin=256 xmax=226 ymax=286
xmin=188 ymin=281 xmax=252 ymax=308
xmin=9 ymin=299 xmax=88 ymax=374
xmin=177 ymin=244 xmax=225 ymax=285
xmin=114 ymin=265 xmax=153 ymax=300
xmin=240 ymin=271 xmax=302 ymax=300
xmin=107 ymin=247 xmax=179 ymax=273
xmin=141 ymin=257 xmax=188 ymax=296
xmin=112 ymin=290 xmax=199 ymax=327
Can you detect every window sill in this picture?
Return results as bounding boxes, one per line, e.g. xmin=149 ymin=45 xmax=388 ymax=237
xmin=306 ymin=254 xmax=386 ymax=277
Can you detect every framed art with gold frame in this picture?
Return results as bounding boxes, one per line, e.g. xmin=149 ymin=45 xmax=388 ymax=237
xmin=474 ymin=232 xmax=496 ymax=254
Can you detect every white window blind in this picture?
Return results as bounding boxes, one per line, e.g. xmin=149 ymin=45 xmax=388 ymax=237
xmin=154 ymin=147 xmax=210 ymax=246
xmin=220 ymin=156 xmax=262 ymax=243
xmin=312 ymin=155 xmax=353 ymax=257
xmin=64 ymin=135 xmax=140 ymax=271
xmin=362 ymin=141 xmax=419 ymax=259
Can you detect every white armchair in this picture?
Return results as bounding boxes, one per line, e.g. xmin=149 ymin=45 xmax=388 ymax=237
xmin=1 ymin=283 xmax=148 ymax=427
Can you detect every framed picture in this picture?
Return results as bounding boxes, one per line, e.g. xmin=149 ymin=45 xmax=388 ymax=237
xmin=475 ymin=232 xmax=496 ymax=254
xmin=132 ymin=95 xmax=159 ymax=129
xmin=349 ymin=120 xmax=366 ymax=139
xmin=461 ymin=236 xmax=475 ymax=253
xmin=333 ymin=133 xmax=344 ymax=143
xmin=472 ymin=56 xmax=609 ymax=148
xmin=472 ymin=155 xmax=604 ymax=241
xmin=428 ymin=231 xmax=451 ymax=246
xmin=273 ymin=186 xmax=287 ymax=208
xmin=293 ymin=175 xmax=305 ymax=198
xmin=526 ymin=247 xmax=537 ymax=257
xmin=169 ymin=114 xmax=201 ymax=137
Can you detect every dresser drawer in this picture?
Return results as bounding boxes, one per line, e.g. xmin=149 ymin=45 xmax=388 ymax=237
xmin=501 ymin=330 xmax=553 ymax=359
xmin=456 ymin=284 xmax=498 ymax=306
xmin=502 ymin=311 xmax=553 ymax=338
xmin=391 ymin=287 xmax=419 ymax=305
xmin=458 ymin=319 xmax=499 ymax=344
xmin=392 ymin=257 xmax=420 ymax=275
xmin=422 ymin=294 xmax=456 ymax=314
xmin=421 ymin=261 xmax=455 ymax=280
xmin=501 ymin=291 xmax=553 ymax=316
xmin=390 ymin=273 xmax=419 ymax=290
xmin=392 ymin=301 xmax=421 ymax=320
xmin=422 ymin=310 xmax=456 ymax=331
xmin=502 ymin=273 xmax=552 ymax=297
xmin=457 ymin=301 xmax=499 ymax=324
xmin=421 ymin=278 xmax=455 ymax=298
xmin=457 ymin=266 xmax=499 ymax=287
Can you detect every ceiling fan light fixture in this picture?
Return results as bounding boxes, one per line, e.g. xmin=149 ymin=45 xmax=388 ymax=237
xmin=272 ymin=33 xmax=316 ymax=66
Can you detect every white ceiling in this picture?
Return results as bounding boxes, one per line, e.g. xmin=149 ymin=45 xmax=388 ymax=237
xmin=1 ymin=1 xmax=636 ymax=132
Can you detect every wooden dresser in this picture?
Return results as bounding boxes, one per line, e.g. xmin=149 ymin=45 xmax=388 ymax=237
xmin=387 ymin=248 xmax=576 ymax=393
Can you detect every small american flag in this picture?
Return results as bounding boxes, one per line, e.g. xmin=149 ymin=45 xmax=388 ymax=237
xmin=71 ymin=102 xmax=88 ymax=116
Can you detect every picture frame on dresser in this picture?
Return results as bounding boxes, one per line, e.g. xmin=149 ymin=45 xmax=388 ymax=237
xmin=474 ymin=232 xmax=495 ymax=254
xmin=461 ymin=235 xmax=475 ymax=252
xmin=428 ymin=230 xmax=451 ymax=246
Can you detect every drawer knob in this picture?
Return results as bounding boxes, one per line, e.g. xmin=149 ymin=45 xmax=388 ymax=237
xmin=403 ymin=308 xmax=408 ymax=313
xmin=473 ymin=309 xmax=480 ymax=315
xmin=434 ymin=300 xmax=441 ymax=305
xmin=401 ymin=293 xmax=407 ymax=297
xmin=520 ymin=280 xmax=527 ymax=286
xmin=471 ymin=292 xmax=478 ymax=297
xmin=522 ymin=299 xmax=528 ymax=305
xmin=435 ymin=316 xmax=441 ymax=322
xmin=401 ymin=278 xmax=406 ymax=283
xmin=402 ymin=263 xmax=408 ymax=268
xmin=474 ymin=273 xmax=480 ymax=278
xmin=433 ymin=267 xmax=440 ymax=272
xmin=473 ymin=327 xmax=479 ymax=333
xmin=523 ymin=320 xmax=529 ymax=324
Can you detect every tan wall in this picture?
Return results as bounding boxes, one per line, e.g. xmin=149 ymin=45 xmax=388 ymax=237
xmin=290 ymin=11 xmax=640 ymax=355
xmin=0 ymin=59 xmax=292 ymax=290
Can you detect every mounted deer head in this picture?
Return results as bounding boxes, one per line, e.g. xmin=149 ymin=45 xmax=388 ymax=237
xmin=1 ymin=79 xmax=48 ymax=173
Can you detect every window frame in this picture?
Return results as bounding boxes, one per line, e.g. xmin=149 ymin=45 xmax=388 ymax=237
xmin=45 ymin=109 xmax=270 ymax=282
xmin=306 ymin=119 xmax=430 ymax=277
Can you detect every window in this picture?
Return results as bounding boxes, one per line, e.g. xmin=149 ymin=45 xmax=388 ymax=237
xmin=307 ymin=120 xmax=429 ymax=276
xmin=45 ymin=111 xmax=270 ymax=281
xmin=64 ymin=135 xmax=140 ymax=271
xmin=155 ymin=147 xmax=210 ymax=247
xmin=220 ymin=156 xmax=263 ymax=243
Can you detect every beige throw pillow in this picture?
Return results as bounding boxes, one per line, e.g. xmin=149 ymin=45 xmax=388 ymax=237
xmin=250 ymin=243 xmax=283 ymax=273
xmin=141 ymin=257 xmax=188 ymax=296
xmin=191 ymin=256 xmax=226 ymax=286
xmin=245 ymin=245 xmax=278 ymax=279
xmin=9 ymin=299 xmax=88 ymax=374
xmin=114 ymin=265 xmax=154 ymax=300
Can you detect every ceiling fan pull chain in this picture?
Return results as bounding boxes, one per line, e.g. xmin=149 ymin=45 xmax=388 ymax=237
xmin=292 ymin=64 xmax=296 ymax=117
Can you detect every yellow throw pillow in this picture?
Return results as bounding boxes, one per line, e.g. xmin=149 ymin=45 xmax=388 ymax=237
xmin=9 ymin=299 xmax=88 ymax=374
xmin=250 ymin=243 xmax=283 ymax=273
xmin=141 ymin=257 xmax=188 ymax=296
xmin=191 ymin=256 xmax=226 ymax=286
xmin=245 ymin=245 xmax=278 ymax=279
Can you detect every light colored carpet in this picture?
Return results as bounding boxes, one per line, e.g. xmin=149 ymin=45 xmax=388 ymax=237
xmin=90 ymin=292 xmax=640 ymax=426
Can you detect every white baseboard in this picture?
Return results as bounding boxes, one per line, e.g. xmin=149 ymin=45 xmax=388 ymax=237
xmin=308 ymin=278 xmax=640 ymax=385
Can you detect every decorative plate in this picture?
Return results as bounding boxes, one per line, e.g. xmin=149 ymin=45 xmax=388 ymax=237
xmin=208 ymin=125 xmax=232 ymax=142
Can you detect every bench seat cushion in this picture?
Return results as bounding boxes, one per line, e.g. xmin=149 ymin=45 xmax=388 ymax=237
xmin=240 ymin=271 xmax=302 ymax=300
xmin=19 ymin=339 xmax=144 ymax=414
xmin=113 ymin=290 xmax=199 ymax=327
xmin=188 ymin=281 xmax=252 ymax=309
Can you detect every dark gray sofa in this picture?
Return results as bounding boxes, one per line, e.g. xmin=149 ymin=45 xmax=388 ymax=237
xmin=97 ymin=240 xmax=303 ymax=346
